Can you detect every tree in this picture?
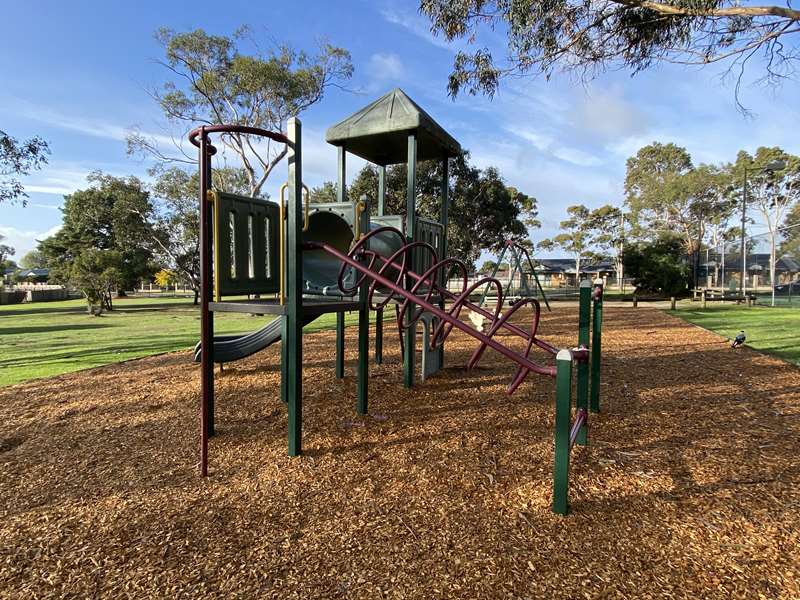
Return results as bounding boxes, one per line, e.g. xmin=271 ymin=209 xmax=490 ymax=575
xmin=19 ymin=248 xmax=47 ymax=269
xmin=733 ymin=147 xmax=800 ymax=293
xmin=587 ymin=204 xmax=625 ymax=287
xmin=420 ymin=0 xmax=800 ymax=106
xmin=128 ymin=27 xmax=353 ymax=197
xmin=625 ymin=143 xmax=730 ymax=286
xmin=40 ymin=173 xmax=155 ymax=309
xmin=154 ymin=268 xmax=175 ymax=288
xmin=781 ymin=201 xmax=800 ymax=258
xmin=479 ymin=259 xmax=499 ymax=274
xmin=538 ymin=205 xmax=598 ymax=281
xmin=67 ymin=249 xmax=124 ymax=314
xmin=1 ymin=129 xmax=49 ymax=205
xmin=0 ymin=233 xmax=14 ymax=269
xmin=145 ymin=166 xmax=251 ymax=304
xmin=624 ymin=233 xmax=690 ymax=295
xmin=346 ymin=151 xmax=539 ymax=269
xmin=308 ymin=181 xmax=338 ymax=203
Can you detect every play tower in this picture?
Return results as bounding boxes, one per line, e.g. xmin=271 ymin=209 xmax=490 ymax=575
xmin=189 ymin=89 xmax=604 ymax=514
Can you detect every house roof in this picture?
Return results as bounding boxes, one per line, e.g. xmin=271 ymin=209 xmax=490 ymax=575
xmin=325 ymin=88 xmax=461 ymax=165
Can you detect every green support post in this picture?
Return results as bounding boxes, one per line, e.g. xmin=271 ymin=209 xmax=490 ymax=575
xmin=357 ymin=196 xmax=370 ymax=414
xmin=590 ymin=280 xmax=604 ymax=413
xmin=335 ymin=312 xmax=345 ymax=379
xmin=438 ymin=158 xmax=449 ymax=367
xmin=280 ymin=316 xmax=288 ymax=403
xmin=374 ymin=308 xmax=383 ymax=365
xmin=335 ymin=145 xmax=347 ymax=381
xmin=576 ymin=280 xmax=591 ymax=445
xmin=553 ymin=349 xmax=573 ymax=516
xmin=377 ymin=165 xmax=386 ymax=217
xmin=286 ymin=117 xmax=304 ymax=457
xmin=374 ymin=167 xmax=385 ymax=365
xmin=403 ymin=134 xmax=417 ymax=388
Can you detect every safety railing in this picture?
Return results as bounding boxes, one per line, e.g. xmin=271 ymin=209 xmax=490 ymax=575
xmin=552 ymin=279 xmax=604 ymax=515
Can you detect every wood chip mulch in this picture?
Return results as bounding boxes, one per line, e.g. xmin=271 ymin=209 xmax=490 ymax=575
xmin=1 ymin=306 xmax=798 ymax=599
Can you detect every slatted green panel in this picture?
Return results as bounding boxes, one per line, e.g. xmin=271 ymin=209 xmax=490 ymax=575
xmin=214 ymin=191 xmax=280 ymax=297
xmin=414 ymin=217 xmax=444 ymax=276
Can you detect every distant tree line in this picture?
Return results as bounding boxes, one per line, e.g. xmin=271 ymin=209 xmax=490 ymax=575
xmin=541 ymin=142 xmax=800 ymax=296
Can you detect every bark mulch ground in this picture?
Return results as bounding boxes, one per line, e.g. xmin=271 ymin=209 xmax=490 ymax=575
xmin=0 ymin=306 xmax=798 ymax=599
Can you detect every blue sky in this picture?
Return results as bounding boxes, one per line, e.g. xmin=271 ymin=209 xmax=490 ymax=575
xmin=2 ymin=0 xmax=799 ymax=261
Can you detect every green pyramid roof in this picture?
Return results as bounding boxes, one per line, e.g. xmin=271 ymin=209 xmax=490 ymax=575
xmin=325 ymin=88 xmax=461 ymax=166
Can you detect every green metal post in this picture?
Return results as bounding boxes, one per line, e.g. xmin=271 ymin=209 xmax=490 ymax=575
xmin=335 ymin=145 xmax=347 ymax=381
xmin=377 ymin=165 xmax=386 ymax=217
xmin=403 ymin=134 xmax=417 ymax=388
xmin=357 ymin=196 xmax=370 ymax=414
xmin=438 ymin=158 xmax=449 ymax=367
xmin=280 ymin=315 xmax=288 ymax=403
xmin=590 ymin=280 xmax=604 ymax=413
xmin=335 ymin=312 xmax=345 ymax=379
xmin=576 ymin=280 xmax=591 ymax=446
xmin=286 ymin=117 xmax=304 ymax=457
xmin=374 ymin=308 xmax=383 ymax=365
xmin=375 ymin=165 xmax=386 ymax=365
xmin=553 ymin=349 xmax=573 ymax=516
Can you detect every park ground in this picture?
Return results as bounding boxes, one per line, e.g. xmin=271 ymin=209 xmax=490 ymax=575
xmin=0 ymin=297 xmax=388 ymax=386
xmin=1 ymin=305 xmax=798 ymax=598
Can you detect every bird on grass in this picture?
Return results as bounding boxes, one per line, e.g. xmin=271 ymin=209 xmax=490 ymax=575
xmin=731 ymin=331 xmax=746 ymax=348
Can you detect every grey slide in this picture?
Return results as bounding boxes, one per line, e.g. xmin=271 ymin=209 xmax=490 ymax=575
xmin=193 ymin=315 xmax=319 ymax=364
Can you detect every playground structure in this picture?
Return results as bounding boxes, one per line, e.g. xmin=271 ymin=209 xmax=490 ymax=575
xmin=189 ymin=89 xmax=605 ymax=514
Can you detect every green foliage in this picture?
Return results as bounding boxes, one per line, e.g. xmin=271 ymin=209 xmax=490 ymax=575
xmin=781 ymin=202 xmax=800 ymax=257
xmin=346 ymin=151 xmax=538 ymax=268
xmin=0 ymin=129 xmax=49 ymax=205
xmin=420 ymin=0 xmax=800 ymax=102
xmin=146 ymin=166 xmax=251 ymax=303
xmin=625 ymin=142 xmax=736 ymax=285
xmin=19 ymin=248 xmax=46 ymax=269
xmin=731 ymin=147 xmax=800 ymax=291
xmin=308 ymin=181 xmax=338 ymax=203
xmin=129 ymin=27 xmax=353 ymax=197
xmin=624 ymin=234 xmax=690 ymax=296
xmin=69 ymin=249 xmax=125 ymax=314
xmin=39 ymin=173 xmax=155 ymax=310
xmin=539 ymin=204 xmax=618 ymax=277
xmin=0 ymin=233 xmax=14 ymax=268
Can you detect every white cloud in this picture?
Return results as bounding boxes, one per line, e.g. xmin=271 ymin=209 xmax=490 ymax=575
xmin=506 ymin=126 xmax=603 ymax=167
xmin=0 ymin=224 xmax=61 ymax=258
xmin=379 ymin=6 xmax=454 ymax=51
xmin=368 ymin=53 xmax=406 ymax=81
xmin=573 ymin=86 xmax=650 ymax=141
xmin=15 ymin=103 xmax=180 ymax=151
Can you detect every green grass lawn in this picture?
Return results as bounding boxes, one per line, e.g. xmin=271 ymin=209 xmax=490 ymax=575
xmin=672 ymin=303 xmax=800 ymax=365
xmin=0 ymin=296 xmax=384 ymax=386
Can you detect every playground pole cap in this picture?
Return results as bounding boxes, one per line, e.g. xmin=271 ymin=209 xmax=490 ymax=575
xmin=556 ymin=348 xmax=573 ymax=362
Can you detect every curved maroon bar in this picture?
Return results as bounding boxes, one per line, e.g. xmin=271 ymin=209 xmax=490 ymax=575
xmin=188 ymin=124 xmax=292 ymax=150
xmin=307 ymin=229 xmax=559 ymax=384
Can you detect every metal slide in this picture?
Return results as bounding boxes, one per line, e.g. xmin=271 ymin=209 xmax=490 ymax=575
xmin=193 ymin=315 xmax=320 ymax=364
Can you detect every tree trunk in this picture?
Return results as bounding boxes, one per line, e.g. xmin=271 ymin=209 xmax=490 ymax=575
xmin=193 ymin=288 xmax=200 ymax=305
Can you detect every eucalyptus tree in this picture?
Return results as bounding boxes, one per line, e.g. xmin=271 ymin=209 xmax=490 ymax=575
xmin=128 ymin=27 xmax=353 ymax=197
xmin=732 ymin=147 xmax=800 ymax=290
xmin=1 ymin=129 xmax=49 ymax=205
xmin=420 ymin=0 xmax=800 ymax=106
xmin=538 ymin=204 xmax=597 ymax=280
xmin=625 ymin=142 xmax=729 ymax=285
